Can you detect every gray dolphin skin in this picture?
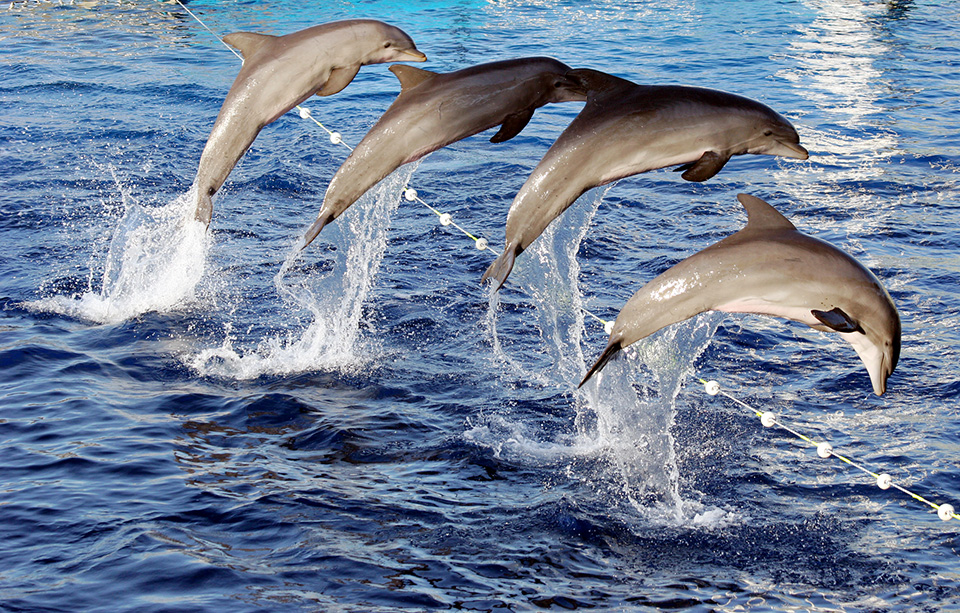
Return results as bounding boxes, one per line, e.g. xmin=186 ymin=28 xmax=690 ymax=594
xmin=300 ymin=57 xmax=586 ymax=248
xmin=580 ymin=194 xmax=901 ymax=396
xmin=482 ymin=68 xmax=809 ymax=290
xmin=191 ymin=19 xmax=426 ymax=226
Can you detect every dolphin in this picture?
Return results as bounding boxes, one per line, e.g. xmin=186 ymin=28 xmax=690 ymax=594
xmin=579 ymin=194 xmax=901 ymax=396
xmin=300 ymin=57 xmax=587 ymax=248
xmin=190 ymin=19 xmax=426 ymax=226
xmin=482 ymin=68 xmax=809 ymax=289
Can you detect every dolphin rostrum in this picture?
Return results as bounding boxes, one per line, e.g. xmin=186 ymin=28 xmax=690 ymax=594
xmin=191 ymin=19 xmax=426 ymax=226
xmin=300 ymin=57 xmax=587 ymax=248
xmin=580 ymin=194 xmax=900 ymax=396
xmin=482 ymin=68 xmax=809 ymax=289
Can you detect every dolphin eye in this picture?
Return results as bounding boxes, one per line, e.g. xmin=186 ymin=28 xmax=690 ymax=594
xmin=384 ymin=41 xmax=393 ymax=49
xmin=763 ymin=129 xmax=773 ymax=136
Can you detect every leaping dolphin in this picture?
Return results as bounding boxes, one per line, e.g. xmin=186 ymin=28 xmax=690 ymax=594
xmin=300 ymin=57 xmax=587 ymax=248
xmin=482 ymin=68 xmax=809 ymax=289
xmin=580 ymin=194 xmax=900 ymax=396
xmin=190 ymin=19 xmax=426 ymax=226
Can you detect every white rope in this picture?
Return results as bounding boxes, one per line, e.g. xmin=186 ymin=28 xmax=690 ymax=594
xmin=699 ymin=377 xmax=958 ymax=522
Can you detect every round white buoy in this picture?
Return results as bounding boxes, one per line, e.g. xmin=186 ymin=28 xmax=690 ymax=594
xmin=330 ymin=132 xmax=342 ymax=145
xmin=603 ymin=321 xmax=614 ymax=335
xmin=938 ymin=504 xmax=955 ymax=522
xmin=439 ymin=213 xmax=453 ymax=226
xmin=299 ymin=107 xmax=311 ymax=119
xmin=404 ymin=188 xmax=418 ymax=202
xmin=817 ymin=442 xmax=833 ymax=458
xmin=876 ymin=473 xmax=893 ymax=490
xmin=760 ymin=411 xmax=776 ymax=428
xmin=475 ymin=238 xmax=488 ymax=251
xmin=704 ymin=380 xmax=720 ymax=396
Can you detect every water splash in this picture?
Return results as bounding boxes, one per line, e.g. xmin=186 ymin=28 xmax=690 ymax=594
xmin=478 ymin=188 xmax=725 ymax=525
xmin=484 ymin=187 xmax=611 ymax=386
xmin=187 ymin=167 xmax=416 ymax=380
xmin=578 ymin=314 xmax=722 ymax=524
xmin=30 ymin=185 xmax=209 ymax=324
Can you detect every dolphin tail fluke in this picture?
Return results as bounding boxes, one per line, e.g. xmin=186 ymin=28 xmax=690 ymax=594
xmin=481 ymin=246 xmax=517 ymax=291
xmin=579 ymin=340 xmax=623 ymax=388
xmin=301 ymin=215 xmax=330 ymax=250
xmin=195 ymin=192 xmax=213 ymax=227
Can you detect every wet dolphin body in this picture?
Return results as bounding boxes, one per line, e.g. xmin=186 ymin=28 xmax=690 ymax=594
xmin=580 ymin=194 xmax=901 ymax=396
xmin=191 ymin=19 xmax=426 ymax=226
xmin=301 ymin=57 xmax=587 ymax=248
xmin=482 ymin=68 xmax=809 ymax=289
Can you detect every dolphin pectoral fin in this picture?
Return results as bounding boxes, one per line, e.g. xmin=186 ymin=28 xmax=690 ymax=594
xmin=301 ymin=215 xmax=331 ymax=250
xmin=680 ymin=151 xmax=729 ymax=182
xmin=579 ymin=340 xmax=623 ymax=388
xmin=812 ymin=307 xmax=864 ymax=334
xmin=223 ymin=32 xmax=275 ymax=59
xmin=389 ymin=64 xmax=437 ymax=91
xmin=318 ymin=65 xmax=361 ymax=97
xmin=490 ymin=109 xmax=536 ymax=143
xmin=481 ymin=246 xmax=518 ymax=291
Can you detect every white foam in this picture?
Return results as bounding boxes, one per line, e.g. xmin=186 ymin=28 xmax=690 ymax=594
xmin=690 ymin=506 xmax=745 ymax=528
xmin=463 ymin=415 xmax=610 ymax=465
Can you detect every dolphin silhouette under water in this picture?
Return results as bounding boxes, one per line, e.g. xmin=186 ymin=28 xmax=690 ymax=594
xmin=300 ymin=57 xmax=586 ymax=248
xmin=190 ymin=19 xmax=426 ymax=226
xmin=580 ymin=194 xmax=901 ymax=396
xmin=482 ymin=68 xmax=809 ymax=290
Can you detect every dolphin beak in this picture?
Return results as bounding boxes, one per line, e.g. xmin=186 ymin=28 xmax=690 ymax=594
xmin=562 ymin=71 xmax=590 ymax=97
xmin=777 ymin=139 xmax=809 ymax=160
xmin=845 ymin=331 xmax=894 ymax=396
xmin=567 ymin=82 xmax=590 ymax=100
xmin=869 ymin=345 xmax=899 ymax=396
xmin=867 ymin=360 xmax=888 ymax=396
xmin=401 ymin=49 xmax=427 ymax=62
xmin=554 ymin=75 xmax=588 ymax=102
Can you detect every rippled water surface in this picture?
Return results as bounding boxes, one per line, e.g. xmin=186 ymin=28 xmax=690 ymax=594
xmin=2 ymin=0 xmax=959 ymax=611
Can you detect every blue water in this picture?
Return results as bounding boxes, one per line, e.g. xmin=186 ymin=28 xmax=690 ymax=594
xmin=2 ymin=0 xmax=959 ymax=610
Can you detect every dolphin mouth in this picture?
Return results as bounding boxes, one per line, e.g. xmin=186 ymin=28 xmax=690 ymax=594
xmin=401 ymin=49 xmax=428 ymax=62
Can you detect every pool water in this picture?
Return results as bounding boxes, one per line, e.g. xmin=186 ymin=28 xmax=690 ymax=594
xmin=1 ymin=0 xmax=958 ymax=610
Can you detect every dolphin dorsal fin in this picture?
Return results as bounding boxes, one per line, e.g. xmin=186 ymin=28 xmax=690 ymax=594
xmin=737 ymin=193 xmax=797 ymax=233
xmin=389 ymin=65 xmax=437 ymax=91
xmin=223 ymin=32 xmax=275 ymax=59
